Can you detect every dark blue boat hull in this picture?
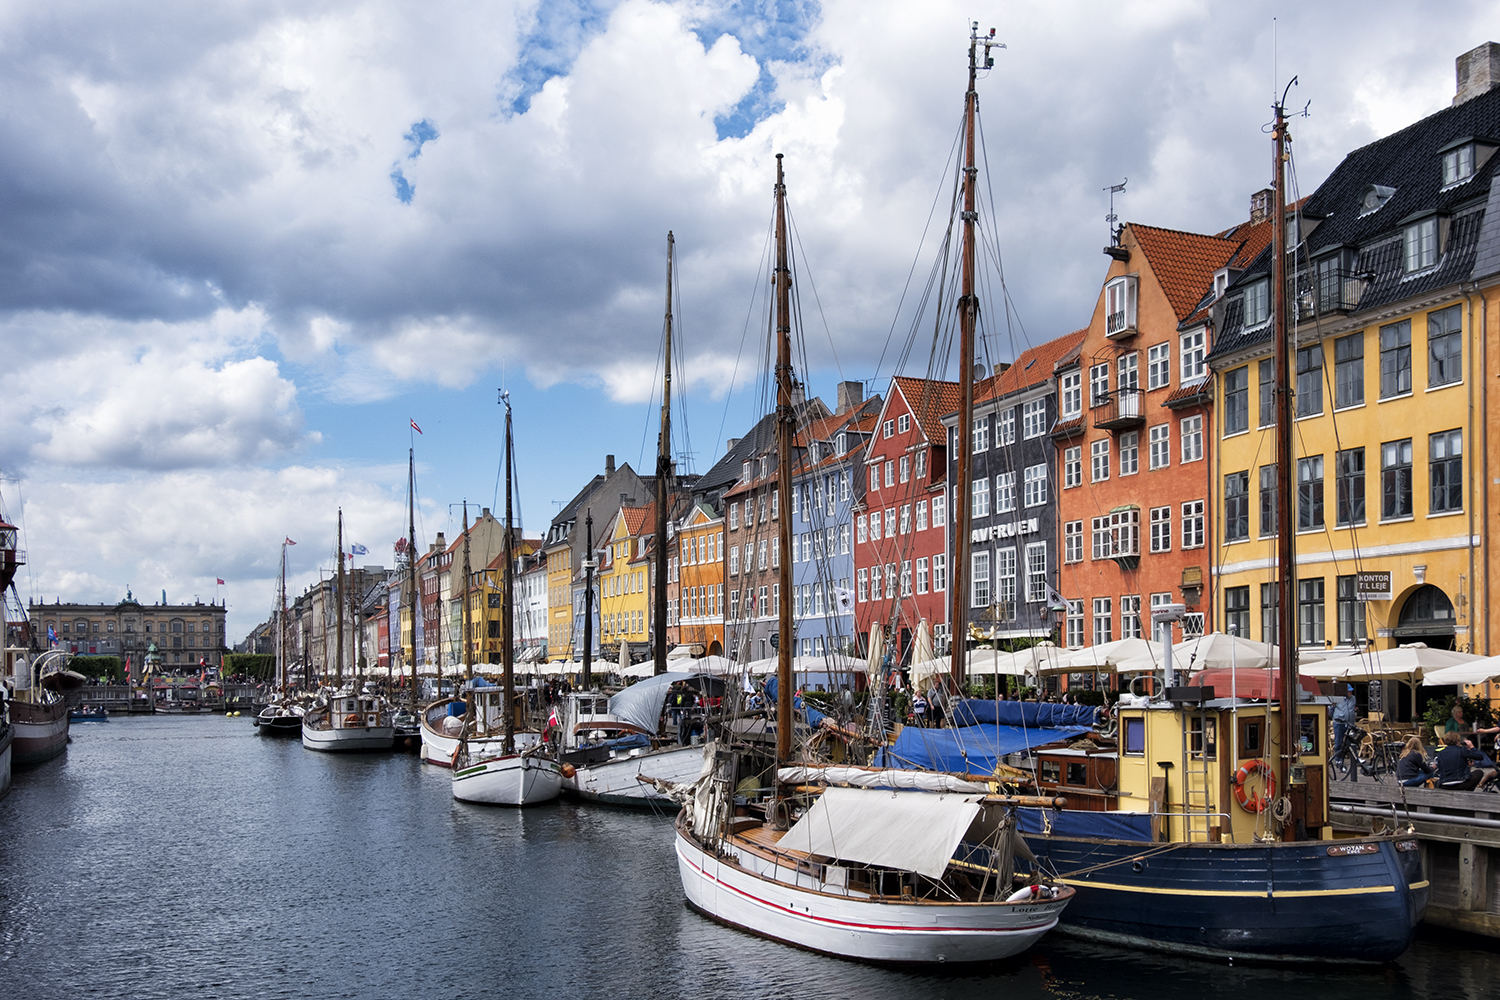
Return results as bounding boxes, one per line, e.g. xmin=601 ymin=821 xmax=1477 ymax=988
xmin=1022 ymin=832 xmax=1425 ymax=963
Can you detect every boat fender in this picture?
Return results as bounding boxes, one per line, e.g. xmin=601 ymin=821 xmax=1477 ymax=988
xmin=1006 ymin=885 xmax=1040 ymax=902
xmin=345 ymin=714 xmax=362 ymax=727
xmin=560 ymin=763 xmax=577 ymax=779
xmin=1232 ymin=758 xmax=1277 ymax=813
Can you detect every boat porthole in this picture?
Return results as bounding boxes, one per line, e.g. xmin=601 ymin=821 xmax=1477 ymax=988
xmin=1132 ymin=861 xmax=1145 ymax=873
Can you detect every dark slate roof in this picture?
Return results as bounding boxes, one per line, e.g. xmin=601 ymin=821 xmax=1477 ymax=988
xmin=1209 ymin=84 xmax=1500 ymax=363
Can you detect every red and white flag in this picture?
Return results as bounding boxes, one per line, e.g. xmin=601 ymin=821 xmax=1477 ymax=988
xmin=410 ymin=419 xmax=423 ymax=434
xmin=285 ymin=537 xmax=297 ymax=546
xmin=216 ymin=578 xmax=225 ymax=585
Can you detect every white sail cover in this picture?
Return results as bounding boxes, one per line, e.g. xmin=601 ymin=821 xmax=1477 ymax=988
xmin=779 ymin=786 xmax=984 ymax=879
xmin=777 ymin=766 xmax=991 ymax=794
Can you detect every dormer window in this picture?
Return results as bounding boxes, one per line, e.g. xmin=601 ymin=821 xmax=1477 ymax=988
xmin=1104 ymin=275 xmax=1138 ymax=338
xmin=1242 ymin=279 xmax=1270 ymax=328
xmin=1403 ymin=216 xmax=1439 ymax=273
xmin=1358 ymin=184 xmax=1396 ymax=217
xmin=835 ymin=432 xmax=846 ymax=454
xmin=809 ymin=442 xmax=819 ymax=463
xmin=1314 ymin=248 xmax=1359 ymax=313
xmin=1442 ymin=143 xmax=1475 ymax=187
xmin=741 ymin=461 xmax=751 ymax=481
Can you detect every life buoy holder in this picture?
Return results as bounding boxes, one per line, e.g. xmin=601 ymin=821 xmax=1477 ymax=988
xmin=345 ymin=714 xmax=362 ymax=727
xmin=1233 ymin=758 xmax=1277 ymax=813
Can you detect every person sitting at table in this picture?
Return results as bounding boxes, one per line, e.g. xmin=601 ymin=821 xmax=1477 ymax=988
xmin=1395 ymin=736 xmax=1436 ymax=788
xmin=1435 ymin=730 xmax=1496 ymax=791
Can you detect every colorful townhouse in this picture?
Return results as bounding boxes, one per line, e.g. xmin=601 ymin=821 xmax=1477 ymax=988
xmin=790 ymin=386 xmax=882 ymax=661
xmin=674 ymin=500 xmax=726 ymax=657
xmin=854 ymin=376 xmax=957 ymax=664
xmin=1054 ymin=218 xmax=1267 ymax=656
xmin=597 ymin=503 xmax=656 ymax=663
xmin=945 ymin=330 xmax=1085 ymax=645
xmin=1210 ymin=58 xmax=1500 ymax=716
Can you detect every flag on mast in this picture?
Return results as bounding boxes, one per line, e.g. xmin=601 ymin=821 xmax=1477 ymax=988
xmin=285 ymin=537 xmax=297 ymax=546
xmin=216 ymin=578 xmax=225 ymax=585
xmin=410 ymin=419 xmax=423 ymax=434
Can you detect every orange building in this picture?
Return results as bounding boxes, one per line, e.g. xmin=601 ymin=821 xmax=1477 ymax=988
xmin=674 ymin=501 xmax=726 ymax=657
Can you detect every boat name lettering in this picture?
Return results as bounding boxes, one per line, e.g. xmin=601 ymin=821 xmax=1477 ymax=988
xmin=1395 ymin=840 xmax=1419 ymax=853
xmin=1326 ymin=843 xmax=1379 ymax=856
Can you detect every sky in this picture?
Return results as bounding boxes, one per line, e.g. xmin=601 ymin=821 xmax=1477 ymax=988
xmin=0 ymin=0 xmax=1492 ymax=641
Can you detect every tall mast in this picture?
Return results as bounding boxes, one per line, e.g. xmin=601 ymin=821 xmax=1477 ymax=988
xmin=407 ymin=447 xmax=418 ymax=708
xmin=949 ymin=24 xmax=995 ymax=689
xmin=1271 ymin=83 xmax=1304 ymax=839
xmin=502 ymin=393 xmax=517 ymax=754
xmin=462 ymin=501 xmax=472 ymax=683
xmin=336 ymin=509 xmax=346 ymax=689
xmin=583 ymin=511 xmax=595 ymax=689
xmin=279 ymin=542 xmax=288 ymax=691
xmin=655 ymin=231 xmax=675 ymax=677
xmin=773 ymin=154 xmax=795 ymax=765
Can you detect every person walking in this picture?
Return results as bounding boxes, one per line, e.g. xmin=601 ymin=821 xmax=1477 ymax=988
xmin=1332 ymin=685 xmax=1358 ymax=758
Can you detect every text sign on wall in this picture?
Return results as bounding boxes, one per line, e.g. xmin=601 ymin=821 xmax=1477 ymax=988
xmin=1355 ymin=571 xmax=1392 ymax=601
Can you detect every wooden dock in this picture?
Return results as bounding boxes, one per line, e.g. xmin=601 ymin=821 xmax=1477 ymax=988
xmin=67 ymin=683 xmax=264 ymax=714
xmin=1331 ymin=778 xmax=1500 ymax=938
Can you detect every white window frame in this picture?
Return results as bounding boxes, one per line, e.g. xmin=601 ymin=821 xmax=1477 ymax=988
xmin=1064 ymin=446 xmax=1082 ymax=489
xmin=972 ymin=478 xmax=991 ymax=517
xmin=1119 ymin=431 xmax=1139 ymax=476
xmin=932 ymin=553 xmax=946 ymax=592
xmin=1023 ymin=464 xmax=1047 ymax=508
xmin=1180 ymin=415 xmax=1203 ymax=464
xmin=1181 ymin=499 xmax=1205 ymax=549
xmin=996 ymin=472 xmax=1016 ymax=513
xmin=1149 ymin=505 xmax=1172 ymax=553
xmin=1147 ymin=342 xmax=1170 ymax=390
xmin=916 ymin=557 xmax=929 ymax=594
xmin=1091 ymin=439 xmax=1110 ymax=482
xmin=1064 ymin=520 xmax=1083 ymax=563
xmin=1089 ymin=363 xmax=1110 ymax=405
xmin=1022 ymin=399 xmax=1046 ymax=439
xmin=932 ymin=494 xmax=946 ymax=527
xmin=1180 ymin=329 xmax=1206 ymax=383
xmin=1060 ymin=371 xmax=1082 ymax=418
xmin=1025 ymin=542 xmax=1047 ymax=605
xmin=998 ymin=408 xmax=1016 ymax=445
xmin=1105 ymin=275 xmax=1138 ymax=336
xmin=897 ymin=414 xmax=910 ymax=434
xmin=915 ymin=500 xmax=928 ymax=531
xmin=1404 ymin=216 xmax=1438 ymax=273
xmin=1148 ymin=424 xmax=1170 ymax=470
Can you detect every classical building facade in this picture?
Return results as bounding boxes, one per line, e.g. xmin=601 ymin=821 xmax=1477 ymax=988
xmin=31 ymin=593 xmax=228 ymax=675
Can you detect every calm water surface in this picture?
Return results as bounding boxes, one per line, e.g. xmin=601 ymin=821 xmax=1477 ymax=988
xmin=1 ymin=715 xmax=1497 ymax=999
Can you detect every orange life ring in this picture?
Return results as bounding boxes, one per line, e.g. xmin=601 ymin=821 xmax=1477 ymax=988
xmin=345 ymin=714 xmax=362 ymax=727
xmin=1233 ymin=758 xmax=1277 ymax=813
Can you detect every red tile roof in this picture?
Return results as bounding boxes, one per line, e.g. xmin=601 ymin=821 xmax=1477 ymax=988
xmin=891 ymin=376 xmax=960 ymax=444
xmin=976 ymin=329 xmax=1087 ymax=403
xmin=620 ymin=503 xmax=655 ymax=537
xmin=1129 ymin=224 xmax=1241 ymax=321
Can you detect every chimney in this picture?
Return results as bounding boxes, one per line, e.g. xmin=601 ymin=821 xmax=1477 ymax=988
xmin=726 ymin=437 xmax=741 ymax=454
xmin=480 ymin=507 xmax=490 ymax=519
xmin=1248 ymin=188 xmax=1271 ymax=224
xmin=433 ymin=532 xmax=446 ymax=553
xmin=836 ymin=380 xmax=863 ymax=414
xmin=1455 ymin=42 xmax=1500 ymax=105
xmin=605 ymin=454 xmax=615 ymax=477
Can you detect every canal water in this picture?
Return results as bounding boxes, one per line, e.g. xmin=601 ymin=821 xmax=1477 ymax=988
xmin=1 ymin=715 xmax=1496 ymax=999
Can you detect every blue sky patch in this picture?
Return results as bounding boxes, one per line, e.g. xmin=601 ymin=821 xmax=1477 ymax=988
xmin=691 ymin=1 xmax=824 ymax=140
xmin=404 ymin=119 xmax=439 ymax=158
xmin=390 ymin=168 xmax=414 ymax=204
xmin=503 ymin=0 xmax=621 ymax=116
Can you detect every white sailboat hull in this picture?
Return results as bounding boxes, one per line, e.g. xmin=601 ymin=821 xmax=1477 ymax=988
xmin=422 ymin=723 xmax=539 ymax=767
xmin=302 ymin=724 xmax=394 ymax=752
xmin=674 ymin=819 xmax=1068 ymax=964
xmin=452 ymin=752 xmax=563 ymax=806
xmin=566 ymin=744 xmax=705 ymax=806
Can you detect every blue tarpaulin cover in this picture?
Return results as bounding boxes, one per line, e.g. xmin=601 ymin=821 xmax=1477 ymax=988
xmin=763 ymin=676 xmax=826 ymax=728
xmin=873 ymin=722 xmax=1088 ymax=774
xmin=949 ymin=699 xmax=1097 ymax=728
xmin=1015 ymin=807 xmax=1152 ymax=841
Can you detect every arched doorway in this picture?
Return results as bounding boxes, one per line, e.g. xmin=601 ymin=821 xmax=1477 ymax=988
xmin=1394 ymin=585 xmax=1457 ymax=650
xmin=707 ymin=639 xmax=722 ymax=657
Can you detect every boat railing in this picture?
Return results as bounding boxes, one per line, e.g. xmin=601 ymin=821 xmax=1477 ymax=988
xmin=1147 ymin=808 xmax=1238 ymax=843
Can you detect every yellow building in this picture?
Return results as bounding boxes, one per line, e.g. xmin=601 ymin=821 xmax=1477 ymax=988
xmin=599 ymin=503 xmax=655 ymax=662
xmin=1209 ymin=82 xmax=1498 ymax=718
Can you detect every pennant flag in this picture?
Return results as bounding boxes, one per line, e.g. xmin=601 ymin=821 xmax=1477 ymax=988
xmin=1043 ymin=582 xmax=1071 ymax=613
xmin=216 ymin=578 xmax=225 ymax=585
xmin=285 ymin=537 xmax=297 ymax=546
xmin=410 ymin=419 xmax=423 ymax=434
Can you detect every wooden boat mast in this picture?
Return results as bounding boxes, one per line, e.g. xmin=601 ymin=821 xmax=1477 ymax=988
xmin=582 ymin=510 xmax=595 ymax=687
xmin=1271 ymin=83 xmax=1306 ymax=839
xmin=336 ymin=509 xmax=345 ymax=690
xmin=655 ymin=231 xmax=675 ymax=677
xmin=406 ymin=447 xmax=419 ymax=709
xmin=502 ymin=392 xmax=517 ymax=755
xmin=278 ymin=541 xmax=288 ymax=691
xmin=462 ymin=501 xmax=472 ymax=683
xmin=773 ymin=154 xmax=795 ymax=764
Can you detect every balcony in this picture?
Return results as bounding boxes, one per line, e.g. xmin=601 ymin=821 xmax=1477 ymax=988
xmin=1105 ymin=309 xmax=1137 ymax=340
xmin=1091 ymin=387 xmax=1144 ymax=431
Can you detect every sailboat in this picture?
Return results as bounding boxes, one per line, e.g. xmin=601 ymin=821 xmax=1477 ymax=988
xmin=2 ymin=516 xmax=68 ymax=770
xmin=303 ymin=510 xmax=394 ymax=752
xmin=452 ymin=392 xmax=564 ymax=806
xmin=670 ymin=130 xmax=1074 ymax=963
xmin=256 ymin=539 xmax=304 ymax=735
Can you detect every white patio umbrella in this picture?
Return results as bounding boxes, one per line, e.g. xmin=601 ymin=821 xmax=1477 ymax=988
xmin=909 ymin=647 xmax=1034 ymax=692
xmin=1110 ymin=632 xmax=1275 ymax=674
xmin=1422 ymin=655 xmax=1500 ymax=687
xmin=1301 ymin=643 xmax=1481 ymax=680
xmin=913 ymin=621 xmax=935 ymax=669
xmin=866 ymin=628 xmax=886 ymax=680
xmin=1065 ymin=637 xmax=1164 ymax=672
xmin=619 ymin=640 xmax=631 ymax=676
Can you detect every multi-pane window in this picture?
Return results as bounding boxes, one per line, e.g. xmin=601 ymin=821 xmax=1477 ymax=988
xmin=1335 ymin=333 xmax=1364 ymax=408
xmin=1296 ymin=345 xmax=1323 ymax=417
xmin=1091 ymin=439 xmax=1110 ymax=481
xmin=1428 ymin=305 xmax=1462 ymax=387
xmin=1243 ymin=279 xmax=1269 ymax=327
xmin=1224 ymin=366 xmax=1249 ymax=434
xmin=972 ymin=478 xmax=990 ymax=517
xmin=1336 ymin=575 xmax=1368 ymax=646
xmin=1093 ymin=597 xmax=1113 ymax=645
xmin=1064 ymin=446 xmax=1083 ymax=488
xmin=1336 ymin=448 xmax=1365 ymax=526
xmin=1182 ymin=499 xmax=1205 ymax=549
xmin=1259 ymin=464 xmax=1277 ymax=537
xmin=1180 ymin=415 xmax=1203 ymax=463
xmin=1064 ymin=520 xmax=1083 ymax=563
xmin=1025 ymin=543 xmax=1047 ymax=604
xmin=1224 ymin=471 xmax=1249 ymax=542
xmin=932 ymin=553 xmax=946 ymax=592
xmin=1110 ymin=507 xmax=1140 ymax=558
xmin=972 ymin=551 xmax=991 ymax=608
xmin=856 ymin=515 xmax=867 ymax=543
xmin=1118 ymin=352 xmax=1139 ymax=390
xmin=1181 ymin=329 xmax=1206 ymax=382
xmin=1022 ymin=399 xmax=1047 ymax=439
xmin=1114 ymin=594 xmax=1140 ymax=639
xmin=1261 ymin=582 xmax=1280 ymax=645
xmin=916 ymin=558 xmax=928 ymax=594
xmin=1066 ymin=600 xmax=1085 ymax=648
xmin=1119 ymin=431 xmax=1139 ymax=475
xmin=1403 ymin=217 xmax=1438 ymax=273
xmin=999 ymin=408 xmax=1016 ymax=445
xmin=915 ymin=501 xmax=928 ymax=531
xmin=1443 ymin=143 xmax=1475 ymax=187
xmin=1225 ymin=586 xmax=1250 ymax=639
xmin=1297 ymin=456 xmax=1324 ymax=531
xmin=1298 ymin=578 xmax=1326 ymax=646
xmin=860 ymin=566 xmax=873 ymax=601
xmin=899 ymin=505 xmax=911 ymax=534
xmin=868 ymin=465 xmax=878 ymax=492
xmin=884 ymin=461 xmax=895 ymax=488
xmin=1089 ymin=363 xmax=1110 ymax=405
xmin=932 ymin=495 xmax=946 ymax=527
xmin=1381 ymin=438 xmax=1414 ymax=519
xmin=1380 ymin=320 xmax=1412 ymax=398
xmin=900 ymin=561 xmax=912 ymax=598
xmin=899 ymin=456 xmax=910 ymax=483
xmin=1106 ymin=276 xmax=1137 ymax=335
xmin=1060 ymin=371 xmax=1082 ymax=418
xmin=897 ymin=414 xmax=910 ymax=434
xmin=1258 ymin=358 xmax=1275 ymax=427
xmin=1149 ymin=506 xmax=1171 ymax=552
xmin=1091 ymin=516 xmax=1111 ymax=561
xmin=728 ymin=503 xmax=739 ymax=530
xmin=973 ymin=415 xmax=990 ymax=453
xmin=884 ymin=419 xmax=894 ymax=438
xmin=729 ymin=545 xmax=740 ymax=576
xmin=1148 ymin=424 xmax=1170 ymax=470
xmin=1023 ymin=464 xmax=1047 ymax=507
xmin=995 ymin=548 xmax=1017 ymax=614
xmin=997 ymin=472 xmax=1017 ymax=513
xmin=915 ymin=451 xmax=925 ymax=479
xmin=1430 ymin=429 xmax=1463 ymax=513
xmin=1147 ymin=343 xmax=1170 ymax=389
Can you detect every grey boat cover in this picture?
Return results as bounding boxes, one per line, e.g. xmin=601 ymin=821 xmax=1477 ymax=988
xmin=607 ymin=671 xmax=703 ymax=735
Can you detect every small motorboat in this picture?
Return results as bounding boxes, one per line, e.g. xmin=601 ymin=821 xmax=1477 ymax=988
xmin=69 ymin=705 xmax=109 ymax=722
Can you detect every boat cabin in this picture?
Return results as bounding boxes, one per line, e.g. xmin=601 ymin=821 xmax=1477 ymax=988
xmin=332 ymin=695 xmax=384 ymax=729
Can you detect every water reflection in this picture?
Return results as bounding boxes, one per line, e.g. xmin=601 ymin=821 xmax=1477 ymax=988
xmin=0 ymin=716 xmax=1495 ymax=999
